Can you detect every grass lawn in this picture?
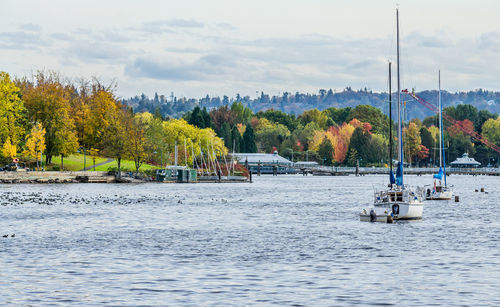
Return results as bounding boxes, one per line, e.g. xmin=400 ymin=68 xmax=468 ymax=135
xmin=50 ymin=154 xmax=108 ymax=171
xmin=43 ymin=153 xmax=159 ymax=172
xmin=94 ymin=159 xmax=159 ymax=172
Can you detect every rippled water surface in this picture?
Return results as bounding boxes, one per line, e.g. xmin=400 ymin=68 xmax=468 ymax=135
xmin=1 ymin=175 xmax=499 ymax=306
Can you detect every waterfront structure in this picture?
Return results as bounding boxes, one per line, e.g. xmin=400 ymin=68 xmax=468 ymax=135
xmin=232 ymin=151 xmax=296 ymax=174
xmin=450 ymin=153 xmax=481 ymax=168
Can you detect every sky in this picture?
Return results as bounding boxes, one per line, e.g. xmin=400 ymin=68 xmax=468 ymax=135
xmin=1 ymin=0 xmax=500 ymax=99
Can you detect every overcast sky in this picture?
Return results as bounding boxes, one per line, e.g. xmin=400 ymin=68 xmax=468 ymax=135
xmin=1 ymin=0 xmax=500 ymax=99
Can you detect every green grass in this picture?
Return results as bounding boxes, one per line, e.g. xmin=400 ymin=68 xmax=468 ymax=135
xmin=93 ymin=159 xmax=159 ymax=172
xmin=49 ymin=154 xmax=108 ymax=171
xmin=42 ymin=153 xmax=159 ymax=172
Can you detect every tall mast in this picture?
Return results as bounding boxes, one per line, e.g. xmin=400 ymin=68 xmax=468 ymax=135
xmin=396 ymin=8 xmax=404 ymax=185
xmin=439 ymin=70 xmax=447 ymax=186
xmin=389 ymin=61 xmax=393 ymax=178
xmin=438 ymin=70 xmax=442 ymax=169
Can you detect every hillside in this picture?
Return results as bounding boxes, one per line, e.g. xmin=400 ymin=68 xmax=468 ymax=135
xmin=123 ymin=88 xmax=500 ymax=119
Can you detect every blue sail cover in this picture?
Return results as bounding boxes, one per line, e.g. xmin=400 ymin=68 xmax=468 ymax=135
xmin=396 ymin=162 xmax=403 ymax=186
xmin=389 ymin=170 xmax=396 ymax=185
xmin=433 ymin=167 xmax=443 ymax=180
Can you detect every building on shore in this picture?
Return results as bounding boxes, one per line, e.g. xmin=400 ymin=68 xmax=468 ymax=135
xmin=450 ymin=153 xmax=481 ymax=168
xmin=232 ymin=151 xmax=296 ymax=174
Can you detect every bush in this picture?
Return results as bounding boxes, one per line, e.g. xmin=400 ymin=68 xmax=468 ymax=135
xmin=107 ymin=166 xmax=134 ymax=173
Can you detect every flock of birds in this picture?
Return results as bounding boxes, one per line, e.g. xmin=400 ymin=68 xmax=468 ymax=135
xmin=2 ymin=189 xmax=238 ymax=239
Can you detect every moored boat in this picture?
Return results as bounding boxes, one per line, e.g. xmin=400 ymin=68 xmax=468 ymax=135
xmin=360 ymin=8 xmax=424 ymax=222
xmin=426 ymin=70 xmax=453 ymax=201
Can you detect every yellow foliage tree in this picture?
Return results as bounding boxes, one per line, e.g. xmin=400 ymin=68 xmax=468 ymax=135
xmin=23 ymin=123 xmax=46 ymax=168
xmin=0 ymin=72 xmax=26 ymax=155
xmin=17 ymin=71 xmax=78 ymax=164
xmin=2 ymin=137 xmax=17 ymax=160
xmin=162 ymin=119 xmax=226 ymax=166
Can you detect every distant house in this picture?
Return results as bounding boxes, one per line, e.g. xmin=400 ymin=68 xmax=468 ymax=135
xmin=450 ymin=153 xmax=481 ymax=168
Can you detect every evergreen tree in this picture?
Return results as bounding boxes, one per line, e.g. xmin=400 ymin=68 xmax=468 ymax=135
xmin=243 ymin=123 xmax=257 ymax=153
xmin=201 ymin=107 xmax=212 ymax=129
xmin=231 ymin=125 xmax=241 ymax=152
xmin=348 ymin=127 xmax=370 ymax=164
xmin=318 ymin=137 xmax=334 ymax=165
xmin=188 ymin=106 xmax=206 ymax=128
xmin=221 ymin=122 xmax=232 ymax=149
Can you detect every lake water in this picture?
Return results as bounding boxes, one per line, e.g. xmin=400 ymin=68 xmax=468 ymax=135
xmin=1 ymin=175 xmax=499 ymax=306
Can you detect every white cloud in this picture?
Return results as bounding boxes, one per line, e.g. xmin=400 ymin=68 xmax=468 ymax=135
xmin=1 ymin=1 xmax=500 ymax=98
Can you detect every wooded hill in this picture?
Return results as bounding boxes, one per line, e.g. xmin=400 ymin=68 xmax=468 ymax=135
xmin=123 ymin=87 xmax=500 ymax=120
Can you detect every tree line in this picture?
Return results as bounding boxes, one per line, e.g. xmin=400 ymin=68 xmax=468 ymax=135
xmin=184 ymin=101 xmax=500 ymax=167
xmin=0 ymin=71 xmax=225 ymax=174
xmin=2 ymin=70 xmax=499 ymax=171
xmin=123 ymin=87 xmax=500 ymax=121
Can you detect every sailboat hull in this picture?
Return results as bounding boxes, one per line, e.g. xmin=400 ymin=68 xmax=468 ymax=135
xmin=425 ymin=186 xmax=453 ymax=200
xmin=375 ymin=202 xmax=423 ymax=220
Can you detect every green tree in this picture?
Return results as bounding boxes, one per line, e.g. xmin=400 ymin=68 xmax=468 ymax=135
xmin=231 ymin=125 xmax=241 ymax=152
xmin=256 ymin=109 xmax=298 ymax=131
xmin=347 ymin=105 xmax=389 ymax=135
xmin=347 ymin=148 xmax=358 ymax=166
xmin=255 ymin=122 xmax=290 ymax=153
xmin=293 ymin=122 xmax=321 ymax=151
xmin=348 ymin=127 xmax=370 ymax=164
xmin=477 ymin=110 xmax=497 ymax=134
xmin=298 ymin=109 xmax=328 ymax=130
xmin=220 ymin=122 xmax=232 ymax=149
xmin=242 ymin=123 xmax=257 ymax=153
xmin=102 ymin=108 xmax=130 ymax=178
xmin=419 ymin=127 xmax=434 ymax=165
xmin=403 ymin=122 xmax=422 ymax=166
xmin=323 ymin=107 xmax=351 ymax=126
xmin=318 ymin=136 xmax=334 ymax=165
xmin=230 ymin=101 xmax=253 ymax=124
xmin=482 ymin=117 xmax=500 ymax=145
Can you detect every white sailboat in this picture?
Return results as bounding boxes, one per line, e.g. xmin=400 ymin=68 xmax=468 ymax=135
xmin=360 ymin=8 xmax=424 ymax=222
xmin=425 ymin=71 xmax=453 ymax=200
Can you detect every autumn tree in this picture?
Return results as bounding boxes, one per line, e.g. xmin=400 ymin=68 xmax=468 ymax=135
xmin=0 ymin=72 xmax=26 ymax=159
xmin=128 ymin=113 xmax=148 ymax=174
xmin=2 ymin=137 xmax=17 ymax=160
xmin=23 ymin=122 xmax=46 ymax=169
xmin=102 ymin=107 xmax=130 ymax=178
xmin=18 ymin=71 xmax=78 ymax=164
xmin=482 ymin=117 xmax=500 ymax=145
xmin=403 ymin=122 xmax=422 ymax=166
